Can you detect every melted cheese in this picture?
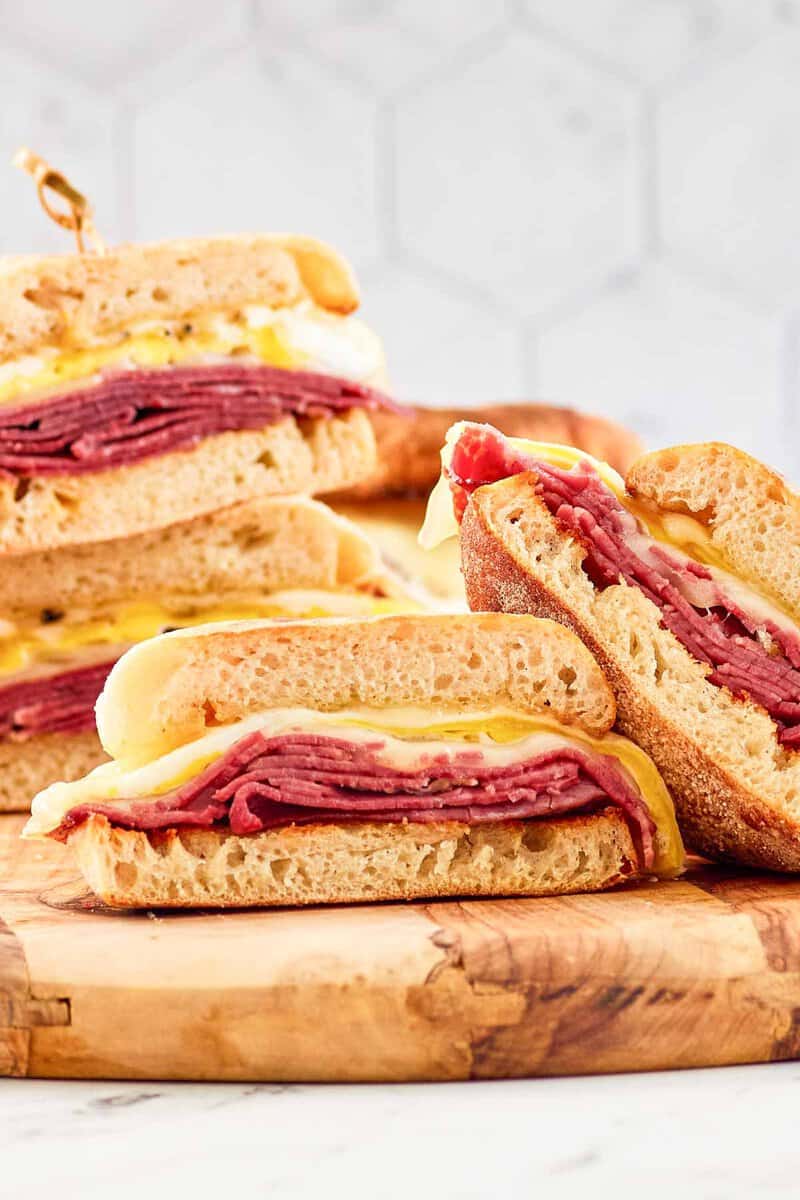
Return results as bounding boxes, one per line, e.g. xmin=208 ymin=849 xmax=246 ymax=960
xmin=0 ymin=301 xmax=385 ymax=405
xmin=0 ymin=589 xmax=416 ymax=677
xmin=24 ymin=705 xmax=683 ymax=875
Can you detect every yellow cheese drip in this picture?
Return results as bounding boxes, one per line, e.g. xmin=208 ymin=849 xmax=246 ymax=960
xmin=25 ymin=700 xmax=683 ymax=875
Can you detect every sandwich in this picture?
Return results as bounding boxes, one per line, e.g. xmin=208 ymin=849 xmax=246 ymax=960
xmin=24 ymin=613 xmax=683 ymax=907
xmin=333 ymin=403 xmax=643 ymax=603
xmin=0 ymin=495 xmax=412 ymax=811
xmin=0 ymin=233 xmax=396 ymax=553
xmin=423 ymin=423 xmax=800 ymax=871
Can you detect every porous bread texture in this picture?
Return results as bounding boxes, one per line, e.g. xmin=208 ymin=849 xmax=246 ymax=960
xmin=0 ymin=234 xmax=359 ymax=364
xmin=0 ymin=729 xmax=104 ymax=812
xmin=334 ymin=402 xmax=645 ymax=500
xmin=0 ymin=496 xmax=382 ymax=619
xmin=626 ymin=442 xmax=800 ymax=625
xmin=70 ymin=809 xmax=637 ymax=907
xmin=461 ymin=474 xmax=800 ymax=871
xmin=100 ymin=613 xmax=617 ymax=763
xmin=0 ymin=409 xmax=376 ymax=555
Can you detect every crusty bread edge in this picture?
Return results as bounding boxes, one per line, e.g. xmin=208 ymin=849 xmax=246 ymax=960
xmin=0 ymin=408 xmax=378 ymax=555
xmin=461 ymin=485 xmax=800 ymax=872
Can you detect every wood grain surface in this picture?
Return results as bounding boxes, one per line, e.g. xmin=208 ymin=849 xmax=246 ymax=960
xmin=1 ymin=814 xmax=799 ymax=1081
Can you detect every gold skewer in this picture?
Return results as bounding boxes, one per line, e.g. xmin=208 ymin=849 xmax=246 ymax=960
xmin=12 ymin=147 xmax=107 ymax=255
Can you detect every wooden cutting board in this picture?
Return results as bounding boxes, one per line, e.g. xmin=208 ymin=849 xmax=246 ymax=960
xmin=2 ymin=812 xmax=800 ymax=1082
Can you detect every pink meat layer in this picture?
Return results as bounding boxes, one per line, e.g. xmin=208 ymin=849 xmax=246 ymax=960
xmin=54 ymin=730 xmax=656 ymax=869
xmin=0 ymin=363 xmax=398 ymax=477
xmin=448 ymin=423 xmax=800 ymax=746
xmin=0 ymin=660 xmax=113 ymax=740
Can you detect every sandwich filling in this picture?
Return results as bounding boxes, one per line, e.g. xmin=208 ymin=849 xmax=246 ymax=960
xmin=0 ymin=302 xmax=399 ymax=478
xmin=425 ymin=423 xmax=800 ymax=747
xmin=27 ymin=709 xmax=683 ymax=875
xmin=0 ymin=364 xmax=396 ymax=478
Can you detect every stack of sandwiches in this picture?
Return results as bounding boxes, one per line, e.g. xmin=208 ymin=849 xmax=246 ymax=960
xmin=0 ymin=233 xmax=416 ymax=810
xmin=0 ymin=218 xmax=645 ymax=824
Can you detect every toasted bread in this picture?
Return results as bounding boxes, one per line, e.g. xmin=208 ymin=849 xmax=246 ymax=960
xmin=71 ymin=808 xmax=638 ymax=907
xmin=0 ymin=493 xmax=388 ymax=620
xmin=93 ymin=612 xmax=617 ymax=766
xmin=0 ymin=408 xmax=376 ymax=554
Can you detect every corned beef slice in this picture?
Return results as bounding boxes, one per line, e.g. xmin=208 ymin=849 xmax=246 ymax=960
xmin=0 ymin=660 xmax=112 ymax=740
xmin=0 ymin=364 xmax=396 ymax=476
xmin=450 ymin=426 xmax=800 ymax=745
xmin=57 ymin=730 xmax=656 ymax=868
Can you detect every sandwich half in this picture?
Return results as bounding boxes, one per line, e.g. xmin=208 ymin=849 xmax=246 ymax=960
xmin=24 ymin=613 xmax=683 ymax=907
xmin=423 ymin=423 xmax=800 ymax=870
xmin=0 ymin=234 xmax=396 ymax=553
xmin=0 ymin=495 xmax=411 ymax=811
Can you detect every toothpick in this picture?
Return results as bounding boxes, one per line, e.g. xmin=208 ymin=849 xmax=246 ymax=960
xmin=13 ymin=147 xmax=107 ymax=255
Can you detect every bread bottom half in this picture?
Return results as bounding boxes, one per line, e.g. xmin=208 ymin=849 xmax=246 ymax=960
xmin=0 ymin=729 xmax=105 ymax=813
xmin=69 ymin=809 xmax=640 ymax=908
xmin=0 ymin=409 xmax=375 ymax=554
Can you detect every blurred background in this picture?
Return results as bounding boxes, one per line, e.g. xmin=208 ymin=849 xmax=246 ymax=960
xmin=0 ymin=1 xmax=799 ymax=471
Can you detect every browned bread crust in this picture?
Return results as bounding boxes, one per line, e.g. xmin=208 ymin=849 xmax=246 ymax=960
xmin=461 ymin=474 xmax=800 ymax=872
xmin=334 ymin=403 xmax=644 ymax=500
xmin=0 ymin=494 xmax=384 ymax=619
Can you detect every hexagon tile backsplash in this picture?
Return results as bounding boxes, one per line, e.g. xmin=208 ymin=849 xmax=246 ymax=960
xmin=1 ymin=0 xmax=799 ymax=474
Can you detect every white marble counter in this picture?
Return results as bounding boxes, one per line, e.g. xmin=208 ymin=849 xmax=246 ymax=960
xmin=0 ymin=1062 xmax=797 ymax=1199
